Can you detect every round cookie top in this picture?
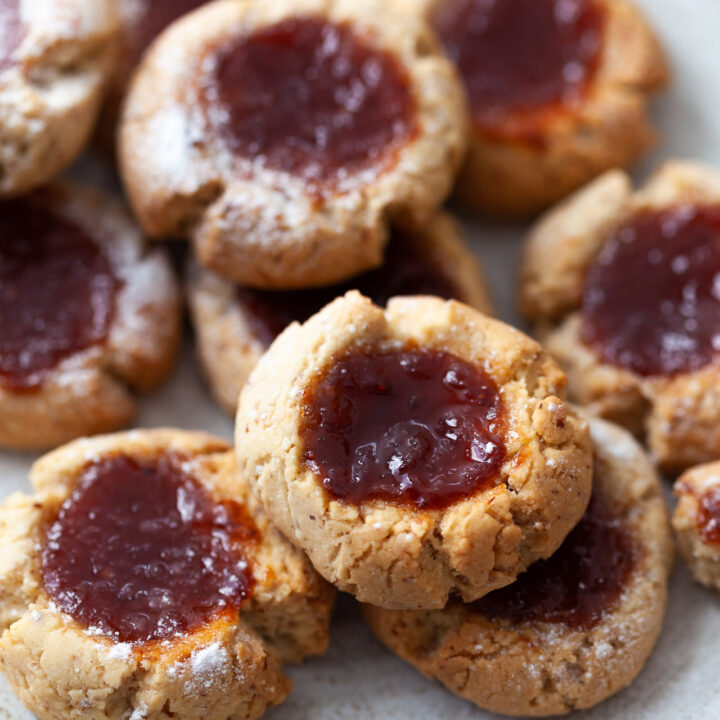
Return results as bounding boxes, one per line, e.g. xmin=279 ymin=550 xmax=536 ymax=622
xmin=236 ymin=292 xmax=592 ymax=609
xmin=432 ymin=0 xmax=604 ymax=140
xmin=364 ymin=415 xmax=673 ymax=716
xmin=0 ymin=198 xmax=117 ymax=391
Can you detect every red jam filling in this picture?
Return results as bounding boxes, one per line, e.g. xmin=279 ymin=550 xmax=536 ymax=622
xmin=432 ymin=0 xmax=604 ymax=137
xmin=236 ymin=230 xmax=461 ymax=347
xmin=472 ymin=492 xmax=635 ymax=629
xmin=42 ymin=455 xmax=256 ymax=645
xmin=0 ymin=199 xmax=117 ymax=391
xmin=301 ymin=348 xmax=506 ymax=509
xmin=0 ymin=0 xmax=23 ymax=74
xmin=697 ymin=486 xmax=720 ymax=545
xmin=206 ymin=16 xmax=417 ymax=186
xmin=581 ymin=206 xmax=720 ymax=378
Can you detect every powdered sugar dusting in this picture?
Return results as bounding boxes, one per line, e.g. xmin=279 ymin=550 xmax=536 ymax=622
xmin=190 ymin=642 xmax=229 ymax=689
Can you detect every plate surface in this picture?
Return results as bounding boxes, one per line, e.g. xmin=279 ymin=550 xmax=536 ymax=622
xmin=2 ymin=0 xmax=720 ymax=717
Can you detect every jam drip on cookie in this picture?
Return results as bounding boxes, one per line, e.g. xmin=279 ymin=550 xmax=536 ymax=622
xmin=236 ymin=231 xmax=460 ymax=346
xmin=207 ymin=16 xmax=417 ymax=186
xmin=0 ymin=0 xmax=24 ymax=74
xmin=0 ymin=200 xmax=117 ymax=391
xmin=42 ymin=455 xmax=256 ymax=644
xmin=472 ymin=493 xmax=635 ymax=629
xmin=432 ymin=0 xmax=604 ymax=137
xmin=582 ymin=206 xmax=720 ymax=377
xmin=697 ymin=486 xmax=720 ymax=545
xmin=302 ymin=348 xmax=506 ymax=509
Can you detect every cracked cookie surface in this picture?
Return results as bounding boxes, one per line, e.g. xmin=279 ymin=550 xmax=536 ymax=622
xmin=236 ymin=292 xmax=592 ymax=609
xmin=364 ymin=415 xmax=673 ymax=716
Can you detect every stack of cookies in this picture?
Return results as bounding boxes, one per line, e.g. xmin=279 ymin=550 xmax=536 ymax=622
xmin=0 ymin=0 xmax=718 ymax=718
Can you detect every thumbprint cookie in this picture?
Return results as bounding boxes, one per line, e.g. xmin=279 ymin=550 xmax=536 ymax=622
xmin=521 ymin=161 xmax=720 ymax=471
xmin=119 ymin=0 xmax=468 ymax=288
xmin=407 ymin=0 xmax=667 ymax=216
xmin=673 ymin=462 xmax=720 ymax=593
xmin=0 ymin=184 xmax=181 ymax=450
xmin=0 ymin=0 xmax=117 ymax=196
xmin=236 ymin=292 xmax=592 ymax=609
xmin=188 ymin=212 xmax=493 ymax=414
xmin=365 ymin=415 xmax=673 ymax=716
xmin=0 ymin=430 xmax=334 ymax=720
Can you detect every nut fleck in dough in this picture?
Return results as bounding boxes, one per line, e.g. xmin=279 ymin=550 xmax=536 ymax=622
xmin=0 ymin=429 xmax=334 ymax=720
xmin=0 ymin=0 xmax=117 ymax=196
xmin=520 ymin=160 xmax=720 ymax=472
xmin=673 ymin=462 xmax=720 ymax=593
xmin=365 ymin=415 xmax=673 ymax=717
xmin=405 ymin=0 xmax=668 ymax=217
xmin=119 ymin=0 xmax=468 ymax=289
xmin=188 ymin=212 xmax=493 ymax=415
xmin=0 ymin=183 xmax=182 ymax=450
xmin=236 ymin=292 xmax=592 ymax=609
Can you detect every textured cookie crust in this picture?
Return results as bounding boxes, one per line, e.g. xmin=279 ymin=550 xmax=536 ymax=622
xmin=0 ymin=183 xmax=181 ymax=450
xmin=0 ymin=429 xmax=334 ymax=720
xmin=119 ymin=0 xmax=468 ymax=288
xmin=407 ymin=0 xmax=668 ymax=216
xmin=188 ymin=212 xmax=494 ymax=415
xmin=0 ymin=0 xmax=117 ymax=196
xmin=365 ymin=415 xmax=673 ymax=717
xmin=673 ymin=462 xmax=720 ymax=593
xmin=520 ymin=160 xmax=720 ymax=471
xmin=236 ymin=292 xmax=592 ymax=609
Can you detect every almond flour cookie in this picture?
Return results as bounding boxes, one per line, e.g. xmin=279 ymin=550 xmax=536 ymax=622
xmin=365 ymin=415 xmax=673 ymax=717
xmin=188 ymin=212 xmax=493 ymax=414
xmin=406 ymin=0 xmax=667 ymax=216
xmin=0 ymin=429 xmax=334 ymax=720
xmin=673 ymin=462 xmax=720 ymax=593
xmin=119 ymin=0 xmax=468 ymax=288
xmin=0 ymin=0 xmax=117 ymax=196
xmin=236 ymin=292 xmax=593 ymax=609
xmin=0 ymin=183 xmax=181 ymax=450
xmin=520 ymin=161 xmax=720 ymax=472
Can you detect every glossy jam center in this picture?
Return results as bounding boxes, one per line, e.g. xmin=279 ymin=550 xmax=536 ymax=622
xmin=42 ymin=455 xmax=255 ymax=645
xmin=0 ymin=200 xmax=117 ymax=391
xmin=0 ymin=0 xmax=23 ymax=74
xmin=697 ymin=486 xmax=720 ymax=545
xmin=433 ymin=0 xmax=603 ymax=128
xmin=472 ymin=492 xmax=635 ymax=629
xmin=581 ymin=206 xmax=720 ymax=378
xmin=207 ymin=16 xmax=416 ymax=185
xmin=236 ymin=231 xmax=461 ymax=347
xmin=301 ymin=348 xmax=506 ymax=509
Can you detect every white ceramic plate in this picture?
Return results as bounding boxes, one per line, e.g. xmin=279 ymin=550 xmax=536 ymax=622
xmin=2 ymin=0 xmax=720 ymax=717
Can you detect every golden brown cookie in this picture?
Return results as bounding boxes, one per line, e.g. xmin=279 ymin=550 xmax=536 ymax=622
xmin=406 ymin=0 xmax=668 ymax=216
xmin=365 ymin=415 xmax=673 ymax=717
xmin=188 ymin=212 xmax=493 ymax=414
xmin=119 ymin=0 xmax=468 ymax=288
xmin=236 ymin=292 xmax=592 ymax=609
xmin=0 ymin=183 xmax=181 ymax=450
xmin=0 ymin=429 xmax=334 ymax=720
xmin=673 ymin=462 xmax=720 ymax=593
xmin=0 ymin=0 xmax=117 ymax=196
xmin=520 ymin=160 xmax=720 ymax=472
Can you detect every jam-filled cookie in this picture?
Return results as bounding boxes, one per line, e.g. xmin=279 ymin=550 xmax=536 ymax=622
xmin=673 ymin=462 xmax=720 ymax=593
xmin=407 ymin=0 xmax=668 ymax=216
xmin=236 ymin=292 xmax=592 ymax=609
xmin=0 ymin=184 xmax=181 ymax=450
xmin=96 ymin=0 xmax=211 ymax=155
xmin=520 ymin=161 xmax=720 ymax=471
xmin=188 ymin=212 xmax=493 ymax=414
xmin=365 ymin=415 xmax=673 ymax=716
xmin=0 ymin=0 xmax=117 ymax=196
xmin=119 ymin=0 xmax=468 ymax=288
xmin=0 ymin=429 xmax=334 ymax=720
